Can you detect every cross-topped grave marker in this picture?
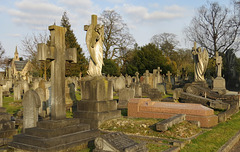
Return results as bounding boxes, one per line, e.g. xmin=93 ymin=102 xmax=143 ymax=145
xmin=157 ymin=67 xmax=163 ymax=83
xmin=166 ymin=71 xmax=172 ymax=83
xmin=84 ymin=15 xmax=104 ymax=76
xmin=38 ymin=25 xmax=77 ymax=120
xmin=215 ymin=51 xmax=222 ymax=77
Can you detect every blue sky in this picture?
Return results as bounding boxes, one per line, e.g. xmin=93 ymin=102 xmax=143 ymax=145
xmin=0 ymin=0 xmax=233 ymax=58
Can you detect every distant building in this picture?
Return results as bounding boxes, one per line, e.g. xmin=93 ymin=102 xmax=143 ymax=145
xmin=7 ymin=46 xmax=33 ymax=80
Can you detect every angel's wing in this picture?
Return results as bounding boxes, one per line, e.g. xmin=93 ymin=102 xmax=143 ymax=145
xmin=202 ymin=48 xmax=209 ymax=73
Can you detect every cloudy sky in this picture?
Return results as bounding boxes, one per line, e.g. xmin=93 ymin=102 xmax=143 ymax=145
xmin=0 ymin=0 xmax=232 ymax=58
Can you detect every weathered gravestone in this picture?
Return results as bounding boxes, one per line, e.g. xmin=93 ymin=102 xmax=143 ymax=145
xmin=156 ymin=114 xmax=186 ymax=132
xmin=118 ymin=88 xmax=135 ymax=109
xmin=10 ymin=24 xmax=99 ymax=151
xmin=35 ymin=87 xmax=46 ymax=118
xmin=22 ymin=90 xmax=41 ymax=133
xmin=114 ymin=76 xmax=125 ymax=92
xmin=93 ymin=132 xmax=148 ymax=152
xmin=13 ymin=83 xmax=21 ymax=101
xmin=0 ymin=77 xmax=6 ymax=107
xmin=22 ymin=81 xmax=29 ymax=93
xmin=166 ymin=71 xmax=173 ymax=93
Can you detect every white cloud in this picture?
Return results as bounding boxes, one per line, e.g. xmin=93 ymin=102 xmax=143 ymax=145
xmin=59 ymin=0 xmax=92 ymax=8
xmin=164 ymin=5 xmax=186 ymax=12
xmin=104 ymin=0 xmax=124 ymax=4
xmin=8 ymin=0 xmax=64 ymax=30
xmin=121 ymin=4 xmax=186 ymax=23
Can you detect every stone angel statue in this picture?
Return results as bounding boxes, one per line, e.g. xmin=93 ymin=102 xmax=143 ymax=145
xmin=85 ymin=15 xmax=104 ymax=76
xmin=192 ymin=42 xmax=209 ymax=82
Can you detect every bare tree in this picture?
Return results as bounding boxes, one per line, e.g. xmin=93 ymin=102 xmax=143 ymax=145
xmin=0 ymin=42 xmax=6 ymax=69
xmin=99 ymin=10 xmax=135 ymax=60
xmin=21 ymin=32 xmax=49 ymax=77
xmin=151 ymin=33 xmax=179 ymax=49
xmin=21 ymin=32 xmax=49 ymax=60
xmin=184 ymin=2 xmax=240 ymax=57
xmin=150 ymin=33 xmax=179 ymax=58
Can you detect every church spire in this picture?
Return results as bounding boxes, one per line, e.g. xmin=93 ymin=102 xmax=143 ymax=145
xmin=15 ymin=46 xmax=18 ymax=54
xmin=14 ymin=46 xmax=19 ymax=61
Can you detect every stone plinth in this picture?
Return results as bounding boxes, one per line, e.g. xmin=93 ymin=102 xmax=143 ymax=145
xmin=128 ymin=98 xmax=218 ymax=128
xmin=74 ymin=76 xmax=121 ymax=129
xmin=213 ymin=77 xmax=226 ymax=92
xmin=10 ymin=118 xmax=98 ymax=151
xmin=192 ymin=81 xmax=208 ymax=88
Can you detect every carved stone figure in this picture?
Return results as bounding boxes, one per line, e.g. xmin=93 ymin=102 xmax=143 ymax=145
xmin=192 ymin=42 xmax=209 ymax=82
xmin=85 ymin=15 xmax=104 ymax=76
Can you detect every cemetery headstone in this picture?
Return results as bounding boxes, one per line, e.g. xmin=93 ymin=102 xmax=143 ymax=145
xmin=118 ymin=88 xmax=135 ymax=109
xmin=94 ymin=132 xmax=148 ymax=152
xmin=22 ymin=90 xmax=41 ymax=133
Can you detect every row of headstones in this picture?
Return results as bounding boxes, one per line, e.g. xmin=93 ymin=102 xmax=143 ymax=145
xmin=0 ymin=76 xmax=79 ymax=118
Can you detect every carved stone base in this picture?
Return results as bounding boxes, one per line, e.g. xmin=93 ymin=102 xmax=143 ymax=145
xmin=10 ymin=119 xmax=98 ymax=152
xmin=212 ymin=77 xmax=226 ymax=93
xmin=74 ymin=76 xmax=121 ymax=129
xmin=192 ymin=81 xmax=208 ymax=88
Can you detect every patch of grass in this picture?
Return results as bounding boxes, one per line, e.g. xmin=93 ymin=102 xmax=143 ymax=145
xmin=147 ymin=143 xmax=170 ymax=152
xmin=181 ymin=111 xmax=240 ymax=152
xmin=66 ymin=111 xmax=73 ymax=118
xmin=100 ymin=117 xmax=201 ymax=139
xmin=3 ymin=96 xmax=22 ymax=115
xmin=75 ymin=91 xmax=81 ymax=101
xmin=162 ymin=93 xmax=173 ymax=99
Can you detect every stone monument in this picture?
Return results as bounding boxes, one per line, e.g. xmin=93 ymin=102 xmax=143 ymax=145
xmin=192 ymin=42 xmax=209 ymax=87
xmin=10 ymin=24 xmax=99 ymax=151
xmin=74 ymin=15 xmax=121 ymax=129
xmin=93 ymin=132 xmax=148 ymax=152
xmin=213 ymin=51 xmax=226 ymax=93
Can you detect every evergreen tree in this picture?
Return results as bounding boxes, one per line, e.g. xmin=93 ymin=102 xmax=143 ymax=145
xmin=61 ymin=11 xmax=88 ymax=76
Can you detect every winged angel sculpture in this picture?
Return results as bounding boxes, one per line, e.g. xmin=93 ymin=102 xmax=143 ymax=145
xmin=192 ymin=42 xmax=209 ymax=82
xmin=85 ymin=15 xmax=104 ymax=76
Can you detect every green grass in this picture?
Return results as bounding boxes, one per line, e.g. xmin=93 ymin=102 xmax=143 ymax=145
xmin=181 ymin=111 xmax=240 ymax=152
xmin=75 ymin=91 xmax=81 ymax=101
xmin=3 ymin=96 xmax=22 ymax=115
xmin=147 ymin=143 xmax=170 ymax=152
xmin=162 ymin=93 xmax=173 ymax=99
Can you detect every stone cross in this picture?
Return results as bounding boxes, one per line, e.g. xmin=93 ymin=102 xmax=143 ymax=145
xmin=135 ymin=72 xmax=139 ymax=83
xmin=215 ymin=51 xmax=222 ymax=77
xmin=37 ymin=25 xmax=77 ymax=120
xmin=166 ymin=71 xmax=172 ymax=83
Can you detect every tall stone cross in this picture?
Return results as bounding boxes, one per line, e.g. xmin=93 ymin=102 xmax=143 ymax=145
xmin=215 ymin=51 xmax=222 ymax=77
xmin=166 ymin=71 xmax=172 ymax=83
xmin=37 ymin=25 xmax=77 ymax=120
xmin=135 ymin=72 xmax=139 ymax=83
xmin=84 ymin=15 xmax=98 ymax=49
